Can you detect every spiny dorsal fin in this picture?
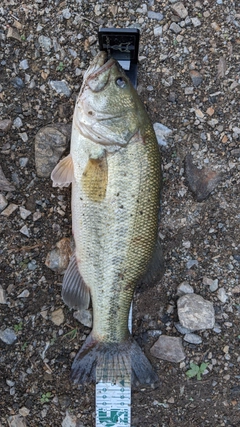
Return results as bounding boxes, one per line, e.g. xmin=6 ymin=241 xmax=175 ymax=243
xmin=51 ymin=154 xmax=74 ymax=187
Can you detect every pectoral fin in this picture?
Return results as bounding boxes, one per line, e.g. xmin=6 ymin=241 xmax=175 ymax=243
xmin=81 ymin=154 xmax=108 ymax=202
xmin=51 ymin=154 xmax=74 ymax=187
xmin=62 ymin=254 xmax=90 ymax=310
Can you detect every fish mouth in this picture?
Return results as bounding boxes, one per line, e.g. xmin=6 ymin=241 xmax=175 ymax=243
xmin=83 ymin=51 xmax=116 ymax=84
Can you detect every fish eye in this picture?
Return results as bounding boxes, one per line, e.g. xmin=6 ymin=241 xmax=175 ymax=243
xmin=115 ymin=77 xmax=127 ymax=88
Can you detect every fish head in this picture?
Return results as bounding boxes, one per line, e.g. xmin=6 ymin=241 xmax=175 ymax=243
xmin=74 ymin=51 xmax=146 ymax=149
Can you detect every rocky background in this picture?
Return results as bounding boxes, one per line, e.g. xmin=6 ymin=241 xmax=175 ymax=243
xmin=0 ymin=1 xmax=240 ymax=426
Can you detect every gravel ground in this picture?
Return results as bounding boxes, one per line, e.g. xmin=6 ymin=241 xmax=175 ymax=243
xmin=0 ymin=1 xmax=240 ymax=426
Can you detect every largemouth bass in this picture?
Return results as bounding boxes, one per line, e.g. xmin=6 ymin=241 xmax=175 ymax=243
xmin=51 ymin=51 xmax=163 ymax=387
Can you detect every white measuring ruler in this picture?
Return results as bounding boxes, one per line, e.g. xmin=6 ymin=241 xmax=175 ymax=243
xmin=95 ymin=304 xmax=132 ymax=427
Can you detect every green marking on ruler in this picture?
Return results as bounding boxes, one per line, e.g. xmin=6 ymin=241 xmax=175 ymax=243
xmin=98 ymin=409 xmax=129 ymax=426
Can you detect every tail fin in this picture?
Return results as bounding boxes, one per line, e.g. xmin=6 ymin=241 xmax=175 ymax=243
xmin=71 ymin=333 xmax=159 ymax=388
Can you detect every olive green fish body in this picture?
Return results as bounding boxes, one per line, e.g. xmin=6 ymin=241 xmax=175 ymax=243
xmin=51 ymin=52 xmax=163 ymax=386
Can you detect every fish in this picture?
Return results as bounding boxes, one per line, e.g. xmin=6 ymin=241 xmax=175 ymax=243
xmin=51 ymin=51 xmax=164 ymax=387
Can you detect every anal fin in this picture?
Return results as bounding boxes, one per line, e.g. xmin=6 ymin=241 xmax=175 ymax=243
xmin=62 ymin=254 xmax=90 ymax=310
xmin=139 ymin=237 xmax=165 ymax=289
xmin=51 ymin=154 xmax=74 ymax=187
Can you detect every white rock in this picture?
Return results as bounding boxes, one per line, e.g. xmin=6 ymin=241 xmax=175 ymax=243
xmin=17 ymin=290 xmax=30 ymax=298
xmin=7 ymin=415 xmax=27 ymax=427
xmin=154 ymin=26 xmax=163 ymax=37
xmin=19 ymin=407 xmax=30 ymax=417
xmin=19 ymin=207 xmax=31 ymax=219
xmin=13 ymin=117 xmax=23 ymax=128
xmin=177 ymin=294 xmax=215 ymax=330
xmin=62 ymin=411 xmax=81 ymax=427
xmin=1 ymin=203 xmax=18 ymax=217
xmin=19 ymin=59 xmax=29 ymax=70
xmin=19 ymin=132 xmax=28 ymax=142
xmin=150 ymin=335 xmax=186 ymax=363
xmin=0 ymin=328 xmax=17 ymax=345
xmin=217 ymin=288 xmax=228 ymax=303
xmin=51 ymin=308 xmax=64 ymax=326
xmin=177 ymin=282 xmax=194 ymax=296
xmin=20 ymin=225 xmax=30 ymax=237
xmin=184 ymin=333 xmax=202 ymax=344
xmin=73 ymin=309 xmax=92 ymax=328
xmin=0 ymin=194 xmax=8 ymax=212
xmin=0 ymin=285 xmax=7 ymax=304
xmin=153 ymin=122 xmax=172 ymax=146
xmin=191 ymin=17 xmax=201 ymax=27
xmin=171 ymin=2 xmax=188 ymax=19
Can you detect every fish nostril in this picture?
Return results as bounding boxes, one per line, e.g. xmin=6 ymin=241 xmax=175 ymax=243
xmin=88 ymin=111 xmax=93 ymax=115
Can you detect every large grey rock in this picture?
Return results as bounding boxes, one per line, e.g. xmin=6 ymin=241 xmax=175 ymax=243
xmin=177 ymin=294 xmax=215 ymax=330
xmin=35 ymin=124 xmax=71 ymax=178
xmin=150 ymin=335 xmax=186 ymax=363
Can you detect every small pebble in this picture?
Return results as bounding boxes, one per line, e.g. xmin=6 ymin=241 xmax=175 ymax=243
xmin=0 ymin=328 xmax=17 ymax=345
xmin=170 ymin=22 xmax=182 ymax=34
xmin=20 ymin=225 xmax=30 ymax=237
xmin=153 ymin=122 xmax=172 ymax=146
xmin=74 ymin=309 xmax=92 ymax=328
xmin=190 ymin=70 xmax=203 ymax=87
xmin=13 ymin=117 xmax=23 ymax=128
xmin=1 ymin=203 xmax=18 ymax=217
xmin=184 ymin=333 xmax=202 ymax=344
xmin=217 ymin=287 xmax=228 ymax=303
xmin=0 ymin=194 xmax=8 ymax=212
xmin=150 ymin=335 xmax=186 ymax=363
xmin=19 ymin=407 xmax=30 ymax=417
xmin=154 ymin=26 xmax=163 ymax=37
xmin=174 ymin=322 xmax=194 ymax=334
xmin=19 ymin=132 xmax=28 ymax=142
xmin=171 ymin=2 xmax=188 ymax=19
xmin=0 ymin=285 xmax=7 ymax=304
xmin=148 ymin=11 xmax=164 ymax=21
xmin=28 ymin=260 xmax=37 ymax=271
xmin=191 ymin=17 xmax=201 ymax=27
xmin=19 ymin=207 xmax=31 ymax=219
xmin=19 ymin=157 xmax=29 ymax=167
xmin=49 ymin=80 xmax=71 ymax=97
xmin=62 ymin=8 xmax=71 ymax=19
xmin=51 ymin=308 xmax=64 ymax=326
xmin=33 ymin=212 xmax=42 ymax=221
xmin=186 ymin=259 xmax=198 ymax=269
xmin=38 ymin=35 xmax=52 ymax=52
xmin=19 ymin=59 xmax=29 ymax=70
xmin=11 ymin=77 xmax=25 ymax=89
xmin=177 ymin=282 xmax=194 ymax=295
xmin=17 ymin=290 xmax=30 ymax=298
xmin=0 ymin=119 xmax=12 ymax=132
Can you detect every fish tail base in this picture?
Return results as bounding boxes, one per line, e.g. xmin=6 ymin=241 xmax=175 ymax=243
xmin=70 ymin=334 xmax=159 ymax=388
